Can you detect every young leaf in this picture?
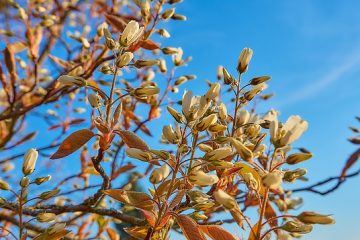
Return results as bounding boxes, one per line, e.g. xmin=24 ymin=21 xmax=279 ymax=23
xmin=199 ymin=225 xmax=237 ymax=240
xmin=117 ymin=130 xmax=150 ymax=151
xmin=340 ymin=148 xmax=360 ymax=180
xmin=50 ymin=129 xmax=94 ymax=159
xmin=175 ymin=215 xmax=206 ymax=240
xmin=103 ymin=189 xmax=154 ymax=210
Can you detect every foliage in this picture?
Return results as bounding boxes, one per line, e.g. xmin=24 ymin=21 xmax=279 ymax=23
xmin=0 ymin=0 xmax=359 ymax=239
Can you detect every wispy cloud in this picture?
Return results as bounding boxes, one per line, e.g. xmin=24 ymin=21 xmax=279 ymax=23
xmin=276 ymin=49 xmax=360 ymax=108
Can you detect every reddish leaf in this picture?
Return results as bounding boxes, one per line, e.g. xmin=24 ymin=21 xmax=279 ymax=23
xmin=106 ymin=228 xmax=120 ymax=240
xmin=230 ymin=208 xmax=244 ymax=229
xmin=175 ymin=215 xmax=206 ymax=240
xmin=50 ymin=129 xmax=94 ymax=159
xmin=103 ymin=189 xmax=154 ymax=211
xmin=340 ymin=148 xmax=360 ymax=179
xmin=116 ymin=130 xmax=149 ymax=151
xmin=169 ymin=190 xmax=185 ymax=210
xmin=140 ymin=209 xmax=157 ymax=227
xmin=199 ymin=225 xmax=237 ymax=240
xmin=265 ymin=202 xmax=278 ymax=229
xmin=105 ymin=13 xmax=130 ymax=32
xmin=140 ymin=39 xmax=160 ymax=50
xmin=248 ymin=222 xmax=260 ymax=240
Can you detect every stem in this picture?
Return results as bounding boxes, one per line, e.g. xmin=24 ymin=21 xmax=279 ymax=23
xmin=18 ymin=188 xmax=24 ymax=239
xmin=256 ymin=187 xmax=269 ymax=240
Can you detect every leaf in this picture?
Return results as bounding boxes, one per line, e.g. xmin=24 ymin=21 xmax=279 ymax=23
xmin=236 ymin=162 xmax=266 ymax=196
xmin=230 ymin=208 xmax=244 ymax=228
xmin=50 ymin=129 xmax=94 ymax=159
xmin=140 ymin=209 xmax=157 ymax=227
xmin=117 ymin=130 xmax=149 ymax=151
xmin=105 ymin=13 xmax=129 ymax=32
xmin=199 ymin=225 xmax=237 ymax=240
xmin=3 ymin=46 xmax=16 ymax=83
xmin=175 ymin=215 xmax=206 ymax=240
xmin=340 ymin=148 xmax=360 ymax=179
xmin=265 ymin=202 xmax=278 ymax=229
xmin=103 ymin=189 xmax=154 ymax=210
xmin=169 ymin=190 xmax=186 ymax=210
xmin=140 ymin=39 xmax=160 ymax=50
xmin=106 ymin=228 xmax=120 ymax=240
xmin=248 ymin=222 xmax=260 ymax=240
xmin=123 ymin=226 xmax=149 ymax=239
xmin=13 ymin=132 xmax=37 ymax=147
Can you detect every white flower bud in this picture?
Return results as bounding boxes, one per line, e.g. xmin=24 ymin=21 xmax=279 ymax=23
xmin=237 ymin=48 xmax=253 ymax=73
xmin=88 ymin=93 xmax=102 ymax=108
xmin=189 ymin=170 xmax=219 ymax=186
xmin=204 ymin=147 xmax=233 ymax=161
xmin=58 ymin=75 xmax=86 ymax=87
xmin=116 ymin=52 xmax=134 ymax=68
xmin=262 ymin=170 xmax=283 ymax=189
xmin=213 ymin=189 xmax=237 ymax=209
xmin=22 ymin=148 xmax=38 ymax=175
xmin=150 ymin=164 xmax=170 ymax=184
xmin=37 ymin=213 xmax=56 ymax=222
xmin=126 ymin=148 xmax=152 ymax=161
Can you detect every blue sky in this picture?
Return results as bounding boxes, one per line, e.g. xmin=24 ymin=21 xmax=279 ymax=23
xmin=1 ymin=1 xmax=359 ymax=239
xmin=164 ymin=1 xmax=360 ymax=239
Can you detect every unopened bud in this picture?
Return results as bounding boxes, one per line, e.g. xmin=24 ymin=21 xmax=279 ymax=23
xmin=157 ymin=29 xmax=170 ymax=38
xmin=262 ymin=170 xmax=283 ymax=189
xmin=171 ymin=13 xmax=187 ymax=21
xmin=297 ymin=212 xmax=335 ymax=225
xmin=0 ymin=179 xmax=10 ymax=190
xmin=35 ymin=175 xmax=52 ymax=185
xmin=223 ymin=67 xmax=234 ymax=85
xmin=213 ymin=189 xmax=237 ymax=209
xmin=281 ymin=221 xmax=313 ymax=234
xmin=116 ymin=52 xmax=134 ymax=68
xmin=196 ymin=114 xmax=218 ymax=131
xmin=167 ymin=106 xmax=184 ymax=123
xmin=39 ymin=189 xmax=60 ymax=200
xmin=22 ymin=148 xmax=38 ymax=175
xmin=286 ymin=153 xmax=312 ymax=165
xmin=237 ymin=48 xmax=253 ymax=73
xmin=189 ymin=170 xmax=219 ymax=186
xmin=20 ymin=177 xmax=30 ymax=188
xmin=133 ymin=86 xmax=160 ymax=98
xmin=58 ymin=75 xmax=86 ymax=87
xmin=162 ymin=8 xmax=175 ymax=20
xmin=231 ymin=138 xmax=253 ymax=162
xmin=250 ymin=76 xmax=271 ymax=85
xmin=37 ymin=213 xmax=56 ymax=222
xmin=150 ymin=164 xmax=170 ymax=184
xmin=88 ymin=93 xmax=102 ymax=108
xmin=134 ymin=59 xmax=159 ymax=68
xmin=126 ymin=148 xmax=152 ymax=161
xmin=283 ymin=168 xmax=307 ymax=182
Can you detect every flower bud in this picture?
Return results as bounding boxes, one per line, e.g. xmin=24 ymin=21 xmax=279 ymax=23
xmin=48 ymin=223 xmax=67 ymax=235
xmin=0 ymin=179 xmax=10 ymax=190
xmin=58 ymin=75 xmax=86 ymax=87
xmin=194 ymin=201 xmax=215 ymax=211
xmin=243 ymin=172 xmax=260 ymax=191
xmin=213 ymin=189 xmax=237 ymax=209
xmin=157 ymin=29 xmax=170 ymax=38
xmin=37 ymin=213 xmax=56 ymax=222
xmin=196 ymin=114 xmax=218 ymax=131
xmin=262 ymin=170 xmax=283 ymax=189
xmin=204 ymin=147 xmax=233 ymax=161
xmin=250 ymin=76 xmax=271 ymax=85
xmin=39 ymin=189 xmax=60 ymax=200
xmin=149 ymin=150 xmax=170 ymax=160
xmin=237 ymin=109 xmax=250 ymax=126
xmin=283 ymin=168 xmax=307 ymax=182
xmin=149 ymin=164 xmax=170 ymax=184
xmin=280 ymin=221 xmax=313 ymax=234
xmin=35 ymin=175 xmax=52 ymax=185
xmin=174 ymin=76 xmax=187 ymax=86
xmin=20 ymin=177 xmax=30 ymax=188
xmin=218 ymin=103 xmax=227 ymax=121
xmin=198 ymin=144 xmax=213 ymax=153
xmin=167 ymin=106 xmax=184 ymax=123
xmin=133 ymin=86 xmax=160 ymax=98
xmin=189 ymin=170 xmax=219 ymax=186
xmin=134 ymin=59 xmax=160 ymax=68
xmin=204 ymin=83 xmax=221 ymax=102
xmin=103 ymin=28 xmax=117 ymax=50
xmin=88 ymin=93 xmax=102 ymax=108
xmin=99 ymin=64 xmax=113 ymax=74
xmin=286 ymin=153 xmax=312 ymax=165
xmin=188 ymin=190 xmax=209 ymax=203
xmin=222 ymin=67 xmax=234 ymax=85
xmin=162 ymin=125 xmax=180 ymax=144
xmin=171 ymin=13 xmax=187 ymax=21
xmin=208 ymin=124 xmax=227 ymax=133
xmin=231 ymin=138 xmax=253 ymax=162
xmin=244 ymin=83 xmax=268 ymax=101
xmin=22 ymin=148 xmax=38 ymax=176
xmin=237 ymin=48 xmax=253 ymax=73
xmin=126 ymin=148 xmax=152 ymax=161
xmin=162 ymin=8 xmax=175 ymax=20
xmin=97 ymin=22 xmax=108 ymax=36
xmin=191 ymin=212 xmax=208 ymax=220
xmin=158 ymin=59 xmax=167 ymax=72
xmin=296 ymin=212 xmax=335 ymax=225
xmin=162 ymin=47 xmax=180 ymax=55
xmin=116 ymin=52 xmax=134 ymax=68
xmin=120 ymin=20 xmax=144 ymax=47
